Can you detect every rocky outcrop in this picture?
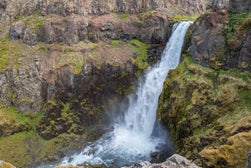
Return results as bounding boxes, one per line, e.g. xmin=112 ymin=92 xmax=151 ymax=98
xmin=123 ymin=154 xmax=200 ymax=168
xmin=158 ymin=55 xmax=251 ymax=167
xmin=189 ymin=9 xmax=228 ymax=69
xmin=8 ymin=10 xmax=174 ymax=45
xmin=189 ymin=9 xmax=251 ymax=71
xmin=0 ymin=0 xmax=208 ymax=23
xmin=39 ymin=0 xmax=207 ymax=16
xmin=0 ymin=160 xmax=16 ymax=168
xmin=0 ymin=115 xmax=31 ymax=136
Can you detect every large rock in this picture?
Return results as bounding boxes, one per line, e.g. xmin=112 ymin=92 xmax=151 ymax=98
xmin=189 ymin=9 xmax=228 ymax=69
xmin=0 ymin=160 xmax=16 ymax=168
xmin=189 ymin=9 xmax=251 ymax=71
xmin=123 ymin=154 xmax=200 ymax=168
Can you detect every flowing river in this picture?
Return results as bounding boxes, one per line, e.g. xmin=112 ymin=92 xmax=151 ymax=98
xmin=42 ymin=21 xmax=193 ymax=168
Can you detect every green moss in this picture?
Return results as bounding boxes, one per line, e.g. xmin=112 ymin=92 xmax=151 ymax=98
xmin=19 ymin=13 xmax=55 ymax=31
xmin=169 ymin=15 xmax=199 ymax=21
xmin=226 ymin=12 xmax=251 ymax=42
xmin=0 ymin=130 xmax=87 ymax=168
xmin=0 ymin=106 xmax=29 ymax=124
xmin=111 ymin=40 xmax=121 ymax=47
xmin=114 ymin=13 xmax=130 ymax=19
xmin=138 ymin=10 xmax=156 ymax=19
xmin=158 ymin=54 xmax=251 ymax=161
xmin=129 ymin=39 xmax=150 ymax=71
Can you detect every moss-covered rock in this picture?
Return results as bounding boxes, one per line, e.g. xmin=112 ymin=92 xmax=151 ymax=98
xmin=0 ymin=160 xmax=16 ymax=168
xmin=158 ymin=56 xmax=251 ymax=167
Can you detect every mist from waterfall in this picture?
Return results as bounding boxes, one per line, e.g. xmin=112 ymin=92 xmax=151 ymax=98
xmin=41 ymin=21 xmax=193 ymax=168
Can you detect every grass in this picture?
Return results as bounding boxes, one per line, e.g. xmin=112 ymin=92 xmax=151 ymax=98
xmin=226 ymin=12 xmax=251 ymax=41
xmin=0 ymin=106 xmax=29 ymax=124
xmin=129 ymin=39 xmax=150 ymax=70
xmin=169 ymin=15 xmax=199 ymax=21
xmin=116 ymin=13 xmax=130 ymax=19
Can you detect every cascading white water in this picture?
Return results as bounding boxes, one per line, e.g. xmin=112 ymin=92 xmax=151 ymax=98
xmin=42 ymin=21 xmax=193 ymax=168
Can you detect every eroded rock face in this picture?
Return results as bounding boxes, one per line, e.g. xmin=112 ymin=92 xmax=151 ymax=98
xmin=189 ymin=9 xmax=251 ymax=71
xmin=36 ymin=12 xmax=172 ymax=45
xmin=39 ymin=0 xmax=208 ymax=16
xmin=189 ymin=10 xmax=228 ymax=69
xmin=0 ymin=0 xmax=208 ymax=26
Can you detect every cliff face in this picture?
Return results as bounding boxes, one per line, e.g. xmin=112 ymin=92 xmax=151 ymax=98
xmin=189 ymin=9 xmax=251 ymax=71
xmin=0 ymin=0 xmax=207 ymax=23
xmin=0 ymin=0 xmax=193 ymax=166
xmin=158 ymin=1 xmax=251 ymax=167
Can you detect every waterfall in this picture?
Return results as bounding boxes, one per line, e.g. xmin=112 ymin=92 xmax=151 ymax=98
xmin=41 ymin=21 xmax=193 ymax=168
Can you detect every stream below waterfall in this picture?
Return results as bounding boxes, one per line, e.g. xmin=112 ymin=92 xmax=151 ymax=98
xmin=41 ymin=21 xmax=193 ymax=168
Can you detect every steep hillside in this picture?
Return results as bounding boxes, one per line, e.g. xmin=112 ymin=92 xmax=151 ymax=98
xmin=158 ymin=1 xmax=251 ymax=167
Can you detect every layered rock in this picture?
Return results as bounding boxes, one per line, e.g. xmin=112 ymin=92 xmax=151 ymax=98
xmin=0 ymin=0 xmax=208 ymax=24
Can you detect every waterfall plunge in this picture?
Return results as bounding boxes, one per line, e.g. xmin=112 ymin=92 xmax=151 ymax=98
xmin=43 ymin=21 xmax=193 ymax=168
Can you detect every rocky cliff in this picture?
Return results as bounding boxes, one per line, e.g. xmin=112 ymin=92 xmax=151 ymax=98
xmin=1 ymin=0 xmax=250 ymax=168
xmin=158 ymin=1 xmax=251 ymax=168
xmin=0 ymin=0 xmax=210 ymax=167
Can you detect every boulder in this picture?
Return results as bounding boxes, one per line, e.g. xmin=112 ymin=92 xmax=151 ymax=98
xmin=123 ymin=154 xmax=200 ymax=168
xmin=0 ymin=160 xmax=16 ymax=168
xmin=9 ymin=21 xmax=25 ymax=40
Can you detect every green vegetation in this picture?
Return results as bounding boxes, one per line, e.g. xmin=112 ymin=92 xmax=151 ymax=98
xmin=129 ymin=39 xmax=150 ymax=71
xmin=158 ymin=55 xmax=251 ymax=162
xmin=114 ymin=13 xmax=130 ymax=19
xmin=226 ymin=11 xmax=251 ymax=44
xmin=227 ymin=12 xmax=250 ymax=37
xmin=0 ymin=130 xmax=86 ymax=167
xmin=169 ymin=15 xmax=199 ymax=21
xmin=0 ymin=106 xmax=29 ymax=124
xmin=134 ymin=10 xmax=157 ymax=24
xmin=17 ymin=13 xmax=55 ymax=31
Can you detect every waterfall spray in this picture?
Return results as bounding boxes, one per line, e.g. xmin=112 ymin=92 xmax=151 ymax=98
xmin=41 ymin=21 xmax=193 ymax=168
